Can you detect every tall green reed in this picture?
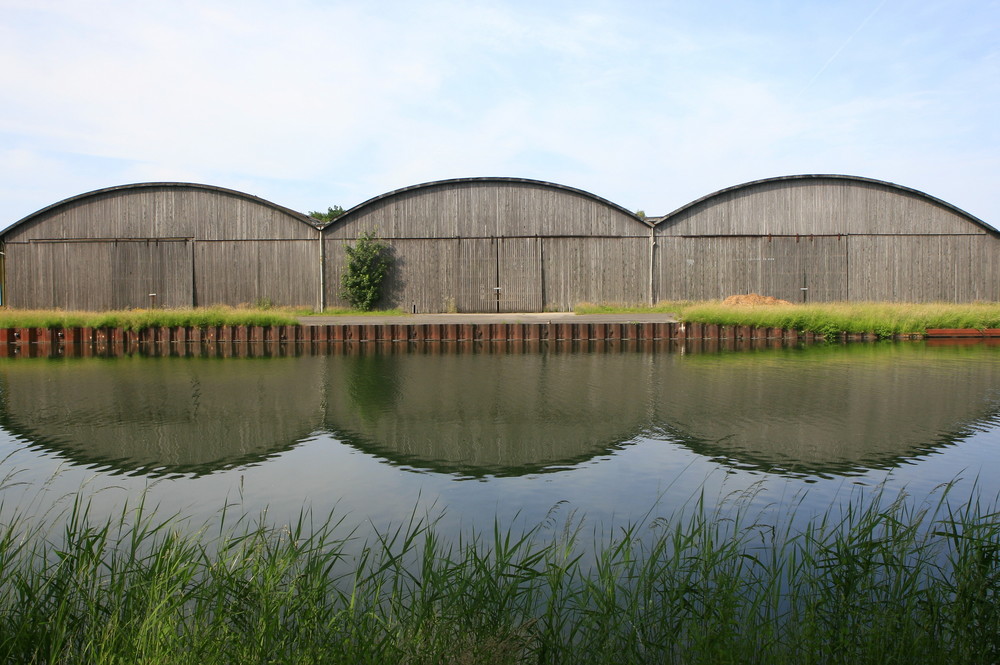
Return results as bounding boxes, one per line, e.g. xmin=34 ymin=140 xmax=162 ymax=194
xmin=1 ymin=482 xmax=999 ymax=664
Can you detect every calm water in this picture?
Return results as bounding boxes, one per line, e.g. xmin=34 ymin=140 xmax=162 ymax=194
xmin=2 ymin=340 xmax=999 ymax=539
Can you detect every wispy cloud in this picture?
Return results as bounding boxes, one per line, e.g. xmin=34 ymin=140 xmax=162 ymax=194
xmin=0 ymin=0 xmax=997 ymax=224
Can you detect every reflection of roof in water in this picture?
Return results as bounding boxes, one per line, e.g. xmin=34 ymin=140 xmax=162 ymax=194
xmin=322 ymin=349 xmax=657 ymax=477
xmin=651 ymin=345 xmax=1000 ymax=476
xmin=1 ymin=343 xmax=999 ymax=478
xmin=0 ymin=356 xmax=326 ymax=476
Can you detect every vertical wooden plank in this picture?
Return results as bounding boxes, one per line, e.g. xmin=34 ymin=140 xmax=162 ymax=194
xmin=498 ymin=237 xmax=543 ymax=312
xmin=457 ymin=238 xmax=498 ymax=312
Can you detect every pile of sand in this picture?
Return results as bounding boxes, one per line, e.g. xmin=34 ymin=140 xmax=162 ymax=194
xmin=722 ymin=294 xmax=792 ymax=306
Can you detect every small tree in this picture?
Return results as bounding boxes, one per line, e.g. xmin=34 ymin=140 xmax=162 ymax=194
xmin=340 ymin=232 xmax=392 ymax=311
xmin=309 ymin=206 xmax=345 ymax=224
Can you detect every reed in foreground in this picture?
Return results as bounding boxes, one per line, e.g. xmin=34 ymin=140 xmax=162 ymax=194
xmin=1 ymin=487 xmax=998 ymax=664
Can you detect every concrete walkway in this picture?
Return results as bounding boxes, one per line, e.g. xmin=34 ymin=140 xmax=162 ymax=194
xmin=299 ymin=312 xmax=678 ymax=326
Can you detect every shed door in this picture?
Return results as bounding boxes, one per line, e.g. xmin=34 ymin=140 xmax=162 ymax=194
xmin=751 ymin=237 xmax=847 ymax=303
xmin=455 ymin=237 xmax=544 ymax=312
xmin=497 ymin=238 xmax=542 ymax=312
xmin=12 ymin=239 xmax=193 ymax=310
xmin=112 ymin=239 xmax=194 ymax=309
xmin=457 ymin=238 xmax=498 ymax=312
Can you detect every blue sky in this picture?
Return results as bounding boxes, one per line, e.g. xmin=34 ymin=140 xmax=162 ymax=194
xmin=1 ymin=0 xmax=997 ymax=227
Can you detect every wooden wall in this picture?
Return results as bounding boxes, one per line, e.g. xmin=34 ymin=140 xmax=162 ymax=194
xmin=6 ymin=186 xmax=318 ymax=241
xmin=656 ymin=236 xmax=850 ymax=303
xmin=2 ymin=176 xmax=997 ymax=312
xmin=658 ymin=176 xmax=985 ymax=236
xmin=654 ymin=176 xmax=999 ymax=303
xmin=847 ymin=235 xmax=1000 ymax=302
xmin=2 ymin=184 xmax=322 ymax=310
xmin=323 ymin=179 xmax=651 ymax=312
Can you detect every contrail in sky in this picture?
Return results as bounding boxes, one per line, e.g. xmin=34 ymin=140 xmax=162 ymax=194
xmin=796 ymin=0 xmax=890 ymax=98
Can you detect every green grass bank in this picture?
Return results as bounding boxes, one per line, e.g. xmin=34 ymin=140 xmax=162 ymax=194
xmin=2 ymin=302 xmax=1000 ymax=339
xmin=0 ymin=306 xmax=410 ymax=331
xmin=1 ymin=487 xmax=998 ymax=664
xmin=0 ymin=306 xmax=302 ymax=331
xmin=577 ymin=301 xmax=1000 ymax=339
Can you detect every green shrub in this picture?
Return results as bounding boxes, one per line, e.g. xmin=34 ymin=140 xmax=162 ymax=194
xmin=339 ymin=232 xmax=393 ymax=311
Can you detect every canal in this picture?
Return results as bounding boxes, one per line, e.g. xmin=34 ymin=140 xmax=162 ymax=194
xmin=1 ymin=340 xmax=998 ymax=541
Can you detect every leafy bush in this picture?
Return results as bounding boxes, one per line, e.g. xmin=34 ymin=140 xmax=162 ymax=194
xmin=339 ymin=232 xmax=393 ymax=311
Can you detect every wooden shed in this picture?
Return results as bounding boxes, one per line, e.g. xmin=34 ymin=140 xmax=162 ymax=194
xmin=0 ymin=183 xmax=322 ymax=310
xmin=322 ymin=177 xmax=652 ymax=312
xmin=3 ymin=174 xmax=997 ymax=312
xmin=654 ymin=175 xmax=1000 ymax=303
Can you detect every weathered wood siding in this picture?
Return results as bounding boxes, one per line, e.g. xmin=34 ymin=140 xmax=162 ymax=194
xmin=498 ymin=237 xmax=543 ymax=312
xmin=5 ymin=186 xmax=318 ymax=241
xmin=658 ymin=176 xmax=986 ymax=237
xmin=656 ymin=236 xmax=849 ymax=303
xmin=2 ymin=184 xmax=321 ymax=310
xmin=324 ymin=179 xmax=644 ymax=240
xmin=323 ymin=178 xmax=650 ymax=312
xmin=847 ymin=235 xmax=1000 ymax=302
xmin=194 ymin=240 xmax=319 ymax=307
xmin=5 ymin=175 xmax=996 ymax=311
xmin=654 ymin=176 xmax=998 ymax=303
xmin=4 ymin=239 xmax=194 ymax=309
xmin=542 ymin=237 xmax=651 ymax=310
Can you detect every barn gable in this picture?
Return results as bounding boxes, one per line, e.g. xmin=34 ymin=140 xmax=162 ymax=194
xmin=656 ymin=175 xmax=994 ymax=237
xmin=3 ymin=175 xmax=996 ymax=312
xmin=1 ymin=183 xmax=322 ymax=310
xmin=323 ymin=178 xmax=653 ymax=313
xmin=323 ymin=177 xmax=647 ymax=240
xmin=653 ymin=175 xmax=1000 ymax=303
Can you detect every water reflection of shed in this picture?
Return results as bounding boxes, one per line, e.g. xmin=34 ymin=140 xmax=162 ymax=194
xmin=653 ymin=345 xmax=1000 ymax=475
xmin=0 ymin=357 xmax=325 ymax=475
xmin=324 ymin=345 xmax=1000 ymax=477
xmin=1 ymin=345 xmax=999 ymax=478
xmin=322 ymin=349 xmax=657 ymax=476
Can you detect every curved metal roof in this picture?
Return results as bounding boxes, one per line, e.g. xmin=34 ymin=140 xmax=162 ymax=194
xmin=1 ymin=181 xmax=321 ymax=236
xmin=658 ymin=174 xmax=998 ymax=234
xmin=325 ymin=176 xmax=649 ymax=229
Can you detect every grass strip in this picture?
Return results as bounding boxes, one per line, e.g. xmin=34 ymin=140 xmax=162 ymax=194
xmin=0 ymin=307 xmax=303 ymax=331
xmin=0 ymin=306 xmax=408 ymax=330
xmin=576 ymin=300 xmax=1000 ymax=338
xmin=1 ymin=485 xmax=998 ymax=664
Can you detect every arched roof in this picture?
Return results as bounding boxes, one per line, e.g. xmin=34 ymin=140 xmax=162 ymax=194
xmin=657 ymin=174 xmax=998 ymax=234
xmin=1 ymin=181 xmax=321 ymax=236
xmin=327 ymin=176 xmax=648 ymax=228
